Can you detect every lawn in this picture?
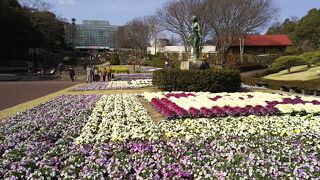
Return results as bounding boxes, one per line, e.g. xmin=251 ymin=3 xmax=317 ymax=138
xmin=264 ymin=65 xmax=320 ymax=81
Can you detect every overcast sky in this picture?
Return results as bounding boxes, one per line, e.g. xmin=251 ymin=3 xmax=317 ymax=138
xmin=46 ymin=0 xmax=320 ymax=29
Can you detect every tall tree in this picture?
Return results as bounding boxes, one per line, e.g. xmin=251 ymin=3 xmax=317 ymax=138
xmin=267 ymin=17 xmax=302 ymax=53
xmin=19 ymin=0 xmax=53 ymax=11
xmin=295 ymin=8 xmax=320 ymax=50
xmin=267 ymin=17 xmax=299 ymax=35
xmin=0 ymin=0 xmax=36 ymax=60
xmin=145 ymin=15 xmax=161 ymax=55
xmin=30 ymin=10 xmax=66 ymax=48
xmin=157 ymin=0 xmax=209 ymax=56
xmin=206 ymin=0 xmax=278 ymax=66
xmin=122 ymin=17 xmax=151 ymax=58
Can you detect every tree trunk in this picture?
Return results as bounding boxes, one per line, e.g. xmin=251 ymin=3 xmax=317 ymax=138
xmin=154 ymin=32 xmax=157 ymax=55
xmin=239 ymin=36 xmax=245 ymax=64
xmin=219 ymin=49 xmax=226 ymax=69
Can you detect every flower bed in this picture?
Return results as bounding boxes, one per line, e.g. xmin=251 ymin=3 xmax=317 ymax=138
xmin=0 ymin=94 xmax=101 ymax=178
xmin=131 ymin=79 xmax=153 ymax=88
xmin=113 ymin=73 xmax=153 ymax=81
xmin=16 ymin=134 xmax=320 ymax=179
xmin=75 ymin=94 xmax=160 ymax=144
xmin=70 ymin=80 xmax=153 ymax=91
xmin=143 ymin=92 xmax=320 ymax=119
xmin=1 ymin=93 xmax=320 ymax=179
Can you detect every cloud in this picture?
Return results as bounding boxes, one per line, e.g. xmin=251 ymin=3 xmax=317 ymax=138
xmin=58 ymin=0 xmax=75 ymax=5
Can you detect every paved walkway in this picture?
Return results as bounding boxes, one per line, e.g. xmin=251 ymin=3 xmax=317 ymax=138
xmin=0 ymin=81 xmax=80 ymax=110
xmin=240 ymin=69 xmax=268 ymax=78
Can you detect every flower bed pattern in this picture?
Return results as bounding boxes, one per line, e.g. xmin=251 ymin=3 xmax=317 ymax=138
xmin=70 ymin=80 xmax=152 ymax=91
xmin=0 ymin=95 xmax=101 ymax=178
xmin=114 ymin=73 xmax=153 ymax=81
xmin=1 ymin=93 xmax=320 ymax=179
xmin=143 ymin=92 xmax=320 ymax=119
xmin=75 ymin=94 xmax=160 ymax=144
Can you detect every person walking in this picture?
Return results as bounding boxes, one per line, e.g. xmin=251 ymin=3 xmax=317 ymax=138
xmin=90 ymin=66 xmax=94 ymax=82
xmin=93 ymin=65 xmax=99 ymax=82
xmin=58 ymin=62 xmax=64 ymax=75
xmin=107 ymin=65 xmax=112 ymax=81
xmin=69 ymin=66 xmax=76 ymax=82
xmin=101 ymin=66 xmax=107 ymax=82
xmin=86 ymin=65 xmax=92 ymax=83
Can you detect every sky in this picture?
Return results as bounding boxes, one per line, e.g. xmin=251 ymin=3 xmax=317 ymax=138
xmin=46 ymin=0 xmax=320 ymax=29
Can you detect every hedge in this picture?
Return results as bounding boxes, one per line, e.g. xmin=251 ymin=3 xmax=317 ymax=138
xmin=98 ymin=67 xmax=129 ymax=74
xmin=241 ymin=76 xmax=320 ymax=91
xmin=153 ymin=69 xmax=241 ymax=92
xmin=271 ymin=55 xmax=305 ymax=72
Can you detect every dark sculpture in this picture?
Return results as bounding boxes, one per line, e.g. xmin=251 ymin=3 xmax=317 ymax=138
xmin=188 ymin=16 xmax=201 ymax=60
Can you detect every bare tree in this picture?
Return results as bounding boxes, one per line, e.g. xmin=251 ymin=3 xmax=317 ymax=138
xmin=157 ymin=0 xmax=209 ymax=56
xmin=145 ymin=15 xmax=161 ymax=55
xmin=168 ymin=35 xmax=180 ymax=46
xmin=206 ymin=0 xmax=278 ymax=66
xmin=19 ymin=0 xmax=53 ymax=11
xmin=122 ymin=17 xmax=151 ymax=58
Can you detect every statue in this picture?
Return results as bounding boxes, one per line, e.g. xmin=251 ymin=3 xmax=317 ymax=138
xmin=188 ymin=16 xmax=201 ymax=60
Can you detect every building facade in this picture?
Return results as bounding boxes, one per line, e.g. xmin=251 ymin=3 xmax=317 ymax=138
xmin=74 ymin=20 xmax=118 ymax=50
xmin=230 ymin=34 xmax=293 ymax=56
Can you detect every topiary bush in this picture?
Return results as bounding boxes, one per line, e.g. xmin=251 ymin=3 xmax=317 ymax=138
xmin=144 ymin=54 xmax=165 ymax=68
xmin=299 ymin=52 xmax=315 ymax=67
xmin=311 ymin=51 xmax=320 ymax=65
xmin=110 ymin=52 xmax=120 ymax=65
xmin=153 ymin=69 xmax=241 ymax=92
xmin=241 ymin=76 xmax=320 ymax=91
xmin=271 ymin=55 xmax=305 ymax=73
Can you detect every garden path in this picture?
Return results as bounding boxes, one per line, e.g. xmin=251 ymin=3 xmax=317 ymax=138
xmin=138 ymin=96 xmax=163 ymax=124
xmin=0 ymin=84 xmax=161 ymax=120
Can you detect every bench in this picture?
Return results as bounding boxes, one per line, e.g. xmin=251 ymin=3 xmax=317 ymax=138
xmin=255 ymin=82 xmax=269 ymax=88
xmin=280 ymin=85 xmax=298 ymax=93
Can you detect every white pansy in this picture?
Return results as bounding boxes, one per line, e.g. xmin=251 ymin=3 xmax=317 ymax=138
xmin=76 ymin=94 xmax=160 ymax=144
xmin=142 ymin=92 xmax=320 ymax=114
xmin=131 ymin=79 xmax=153 ymax=87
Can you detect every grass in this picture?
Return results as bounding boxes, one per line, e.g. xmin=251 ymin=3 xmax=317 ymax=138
xmin=264 ymin=65 xmax=320 ymax=81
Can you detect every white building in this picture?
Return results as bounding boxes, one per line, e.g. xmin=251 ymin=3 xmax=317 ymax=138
xmin=147 ymin=45 xmax=217 ymax=55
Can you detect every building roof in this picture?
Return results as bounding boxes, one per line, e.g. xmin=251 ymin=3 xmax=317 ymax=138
xmin=232 ymin=34 xmax=293 ymax=47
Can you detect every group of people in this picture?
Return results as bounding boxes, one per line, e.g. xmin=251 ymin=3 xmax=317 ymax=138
xmin=86 ymin=65 xmax=112 ymax=83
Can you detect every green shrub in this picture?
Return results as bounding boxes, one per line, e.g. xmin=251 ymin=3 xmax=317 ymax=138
xmin=311 ymin=51 xmax=320 ymax=65
xmin=110 ymin=52 xmax=120 ymax=65
xmin=98 ymin=66 xmax=129 ymax=74
xmin=63 ymin=56 xmax=78 ymax=65
xmin=153 ymin=69 xmax=241 ymax=92
xmin=171 ymin=61 xmax=181 ymax=69
xmin=241 ymin=76 xmax=320 ymax=91
xmin=271 ymin=55 xmax=305 ymax=73
xmin=299 ymin=52 xmax=315 ymax=67
xmin=144 ymin=54 xmax=165 ymax=68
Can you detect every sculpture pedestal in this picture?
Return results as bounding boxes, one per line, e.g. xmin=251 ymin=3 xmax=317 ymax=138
xmin=180 ymin=60 xmax=202 ymax=70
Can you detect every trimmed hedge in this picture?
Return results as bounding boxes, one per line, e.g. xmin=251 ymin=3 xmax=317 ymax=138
xmin=98 ymin=66 xmax=129 ymax=74
xmin=153 ymin=69 xmax=241 ymax=92
xmin=271 ymin=55 xmax=305 ymax=72
xmin=241 ymin=76 xmax=320 ymax=91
